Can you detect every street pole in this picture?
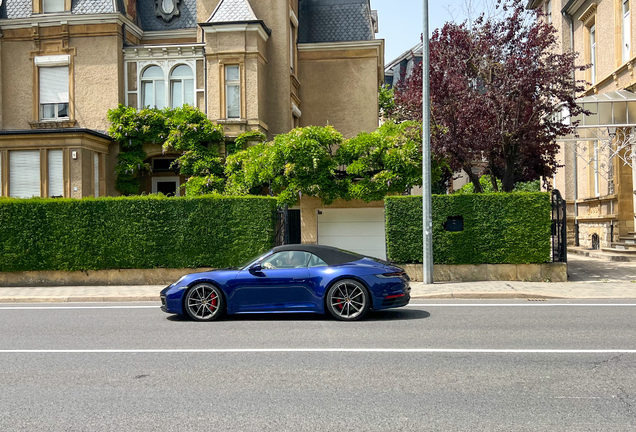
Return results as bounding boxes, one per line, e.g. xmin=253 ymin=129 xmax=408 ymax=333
xmin=422 ymin=0 xmax=434 ymax=284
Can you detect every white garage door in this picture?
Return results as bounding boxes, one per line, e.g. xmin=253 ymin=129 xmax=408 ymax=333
xmin=317 ymin=208 xmax=386 ymax=260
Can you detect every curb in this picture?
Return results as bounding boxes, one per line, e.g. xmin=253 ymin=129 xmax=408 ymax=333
xmin=0 ymin=295 xmax=160 ymax=303
xmin=411 ymin=292 xmax=563 ymax=300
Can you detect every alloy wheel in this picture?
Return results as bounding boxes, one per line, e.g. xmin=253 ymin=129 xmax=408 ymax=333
xmin=184 ymin=283 xmax=223 ymax=321
xmin=327 ymin=280 xmax=369 ymax=321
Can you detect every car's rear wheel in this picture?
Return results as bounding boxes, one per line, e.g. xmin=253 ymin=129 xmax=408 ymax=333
xmin=184 ymin=283 xmax=224 ymax=322
xmin=326 ymin=279 xmax=370 ymax=321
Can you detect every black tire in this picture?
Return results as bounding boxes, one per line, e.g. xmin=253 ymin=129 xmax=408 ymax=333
xmin=325 ymin=279 xmax=370 ymax=321
xmin=183 ymin=283 xmax=225 ymax=322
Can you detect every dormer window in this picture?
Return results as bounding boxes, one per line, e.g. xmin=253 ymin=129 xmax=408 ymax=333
xmin=42 ymin=0 xmax=65 ymax=13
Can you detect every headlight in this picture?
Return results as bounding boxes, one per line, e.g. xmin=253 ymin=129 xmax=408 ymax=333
xmin=172 ymin=275 xmax=187 ymax=287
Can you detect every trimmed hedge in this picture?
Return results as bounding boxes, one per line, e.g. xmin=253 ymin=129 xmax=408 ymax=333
xmin=385 ymin=193 xmax=552 ymax=264
xmin=0 ymin=195 xmax=277 ymax=272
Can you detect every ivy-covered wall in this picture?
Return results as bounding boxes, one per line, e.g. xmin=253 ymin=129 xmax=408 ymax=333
xmin=0 ymin=196 xmax=276 ymax=272
xmin=385 ymin=193 xmax=552 ymax=264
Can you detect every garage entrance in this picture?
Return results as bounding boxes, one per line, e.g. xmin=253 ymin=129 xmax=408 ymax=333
xmin=317 ymin=208 xmax=386 ymax=260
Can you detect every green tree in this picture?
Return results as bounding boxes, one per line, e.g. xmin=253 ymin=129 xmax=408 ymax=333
xmin=338 ymin=121 xmax=443 ymax=202
xmin=225 ymin=126 xmax=346 ymax=206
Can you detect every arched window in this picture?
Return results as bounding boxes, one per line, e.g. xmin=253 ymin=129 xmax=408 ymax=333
xmin=170 ymin=65 xmax=194 ymax=108
xmin=141 ymin=66 xmax=165 ymax=109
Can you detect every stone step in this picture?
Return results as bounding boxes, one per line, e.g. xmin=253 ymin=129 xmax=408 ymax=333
xmin=611 ymin=242 xmax=636 ymax=250
xmin=618 ymin=237 xmax=636 ymax=244
xmin=570 ymin=247 xmax=636 ymax=262
xmin=602 ymin=247 xmax=636 ymax=255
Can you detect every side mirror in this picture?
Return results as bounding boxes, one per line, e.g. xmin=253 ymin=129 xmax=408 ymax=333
xmin=249 ymin=264 xmax=263 ymax=274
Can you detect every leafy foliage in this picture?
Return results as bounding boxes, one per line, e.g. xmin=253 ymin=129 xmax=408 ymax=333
xmin=378 ymin=84 xmax=396 ymax=118
xmin=225 ymin=123 xmax=443 ymax=206
xmin=227 ymin=130 xmax=267 ymax=156
xmin=385 ymin=193 xmax=552 ymax=264
xmin=338 ymin=121 xmax=442 ymax=202
xmin=107 ymin=105 xmax=225 ymax=195
xmin=0 ymin=195 xmax=276 ymax=271
xmin=454 ymin=175 xmax=541 ymax=194
xmin=388 ymin=0 xmax=588 ymax=192
xmin=226 ymin=126 xmax=346 ymax=206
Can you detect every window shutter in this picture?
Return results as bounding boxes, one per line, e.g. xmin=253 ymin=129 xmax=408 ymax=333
xmin=48 ymin=150 xmax=64 ymax=198
xmin=94 ymin=153 xmax=100 ymax=198
xmin=40 ymin=67 xmax=69 ymax=104
xmin=10 ymin=151 xmax=41 ymax=198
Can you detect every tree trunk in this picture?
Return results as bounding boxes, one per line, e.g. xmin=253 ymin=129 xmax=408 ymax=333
xmin=464 ymin=165 xmax=484 ymax=193
xmin=502 ymin=163 xmax=516 ymax=192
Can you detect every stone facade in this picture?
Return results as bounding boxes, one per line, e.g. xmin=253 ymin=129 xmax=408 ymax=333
xmin=0 ymin=0 xmax=384 ymax=199
xmin=529 ymin=0 xmax=636 ymax=250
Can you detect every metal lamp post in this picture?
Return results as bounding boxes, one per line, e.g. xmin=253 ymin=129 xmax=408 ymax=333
xmin=422 ymin=0 xmax=434 ymax=284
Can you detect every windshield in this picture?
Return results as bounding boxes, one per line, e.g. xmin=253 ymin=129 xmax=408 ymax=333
xmin=239 ymin=250 xmax=273 ymax=270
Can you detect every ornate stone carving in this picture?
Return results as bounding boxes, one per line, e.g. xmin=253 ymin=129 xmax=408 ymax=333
xmin=155 ymin=0 xmax=181 ymax=22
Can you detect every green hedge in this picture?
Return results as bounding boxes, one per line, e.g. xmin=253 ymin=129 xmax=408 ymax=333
xmin=0 ymin=195 xmax=277 ymax=272
xmin=385 ymin=193 xmax=552 ymax=264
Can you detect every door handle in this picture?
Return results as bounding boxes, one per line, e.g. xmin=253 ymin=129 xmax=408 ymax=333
xmin=293 ymin=278 xmax=306 ymax=282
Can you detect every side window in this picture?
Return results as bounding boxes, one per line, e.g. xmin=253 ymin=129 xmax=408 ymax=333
xmin=308 ymin=254 xmax=328 ymax=268
xmin=261 ymin=251 xmax=311 ymax=269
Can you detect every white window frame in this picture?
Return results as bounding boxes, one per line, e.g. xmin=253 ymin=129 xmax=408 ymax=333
xmin=623 ymin=0 xmax=631 ymax=64
xmin=290 ymin=22 xmax=296 ymax=74
xmin=545 ymin=0 xmax=552 ymax=23
xmin=225 ymin=65 xmax=241 ymax=119
xmin=169 ymin=64 xmax=195 ymax=108
xmin=593 ymin=141 xmax=600 ymax=197
xmin=10 ymin=150 xmax=41 ymax=199
xmin=141 ymin=65 xmax=166 ymax=109
xmin=37 ymin=59 xmax=70 ymax=122
xmin=94 ymin=152 xmax=100 ymax=198
xmin=48 ymin=149 xmax=64 ymax=198
xmin=152 ymin=176 xmax=181 ymax=197
xmin=590 ymin=25 xmax=597 ymax=84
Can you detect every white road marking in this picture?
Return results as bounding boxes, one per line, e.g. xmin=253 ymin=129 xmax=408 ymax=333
xmin=405 ymin=304 xmax=636 ymax=307
xmin=0 ymin=349 xmax=635 ymax=354
xmin=0 ymin=305 xmax=159 ymax=310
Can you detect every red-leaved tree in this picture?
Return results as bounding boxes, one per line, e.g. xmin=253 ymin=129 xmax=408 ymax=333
xmin=390 ymin=0 xmax=588 ymax=192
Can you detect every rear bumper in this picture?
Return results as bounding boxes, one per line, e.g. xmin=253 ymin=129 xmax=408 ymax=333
xmin=372 ymin=281 xmax=411 ymax=310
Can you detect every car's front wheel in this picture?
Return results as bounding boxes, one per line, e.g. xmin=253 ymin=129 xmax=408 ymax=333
xmin=326 ymin=279 xmax=370 ymax=321
xmin=184 ymin=283 xmax=225 ymax=322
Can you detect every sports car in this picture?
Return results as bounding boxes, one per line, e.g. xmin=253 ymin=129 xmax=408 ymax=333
xmin=160 ymin=245 xmax=410 ymax=321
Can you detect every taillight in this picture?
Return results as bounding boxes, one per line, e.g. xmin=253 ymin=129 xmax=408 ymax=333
xmin=376 ymin=271 xmax=406 ymax=279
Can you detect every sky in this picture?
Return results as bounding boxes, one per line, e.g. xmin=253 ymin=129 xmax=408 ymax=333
xmin=373 ymin=0 xmax=496 ymax=63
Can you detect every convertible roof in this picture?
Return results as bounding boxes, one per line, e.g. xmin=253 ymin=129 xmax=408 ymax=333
xmin=272 ymin=244 xmax=363 ymax=266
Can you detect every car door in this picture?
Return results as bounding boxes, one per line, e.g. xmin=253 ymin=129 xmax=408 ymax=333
xmin=233 ymin=251 xmax=317 ymax=312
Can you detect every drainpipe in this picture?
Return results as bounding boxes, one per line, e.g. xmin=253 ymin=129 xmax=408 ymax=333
xmin=562 ymin=7 xmax=579 ymax=246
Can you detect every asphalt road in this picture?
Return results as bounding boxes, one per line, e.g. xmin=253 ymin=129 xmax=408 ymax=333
xmin=1 ymin=300 xmax=635 ymax=431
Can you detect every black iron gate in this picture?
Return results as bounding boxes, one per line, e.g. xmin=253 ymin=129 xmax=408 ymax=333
xmin=275 ymin=206 xmax=289 ymax=246
xmin=551 ymin=190 xmax=567 ymax=263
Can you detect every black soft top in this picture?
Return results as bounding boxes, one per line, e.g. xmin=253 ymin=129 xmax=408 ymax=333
xmin=272 ymin=244 xmax=363 ymax=266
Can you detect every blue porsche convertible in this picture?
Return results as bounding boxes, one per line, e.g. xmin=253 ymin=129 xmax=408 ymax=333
xmin=160 ymin=245 xmax=410 ymax=321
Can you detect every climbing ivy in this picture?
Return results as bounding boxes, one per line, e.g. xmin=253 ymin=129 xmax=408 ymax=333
xmin=107 ymin=105 xmax=225 ymax=195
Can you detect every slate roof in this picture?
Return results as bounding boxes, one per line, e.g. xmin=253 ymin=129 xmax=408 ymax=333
xmin=72 ymin=0 xmax=115 ymax=15
xmin=3 ymin=0 xmax=116 ymax=19
xmin=137 ymin=0 xmax=197 ymax=31
xmin=298 ymin=0 xmax=375 ymax=43
xmin=4 ymin=0 xmax=33 ymax=19
xmin=2 ymin=0 xmax=196 ymax=30
xmin=208 ymin=0 xmax=258 ymax=23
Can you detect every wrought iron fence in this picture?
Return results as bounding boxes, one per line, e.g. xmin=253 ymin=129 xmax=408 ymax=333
xmin=551 ymin=190 xmax=567 ymax=263
xmin=275 ymin=206 xmax=290 ymax=246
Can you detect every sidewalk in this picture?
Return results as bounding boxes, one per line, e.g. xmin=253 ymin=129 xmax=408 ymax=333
xmin=1 ymin=280 xmax=636 ymax=303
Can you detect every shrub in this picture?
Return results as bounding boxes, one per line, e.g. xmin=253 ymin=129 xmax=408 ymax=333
xmin=385 ymin=193 xmax=551 ymax=264
xmin=0 ymin=195 xmax=276 ymax=272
